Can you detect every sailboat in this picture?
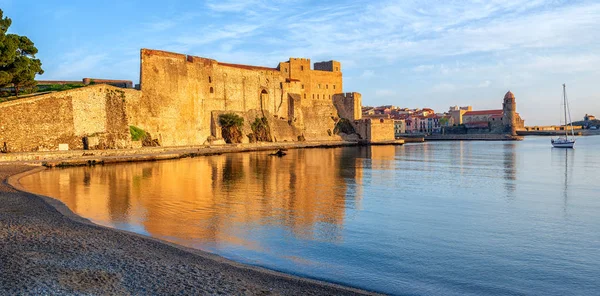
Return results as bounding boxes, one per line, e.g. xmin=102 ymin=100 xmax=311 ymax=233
xmin=551 ymin=84 xmax=576 ymax=148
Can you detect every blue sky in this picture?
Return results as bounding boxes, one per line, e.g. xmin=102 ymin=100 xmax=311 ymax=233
xmin=2 ymin=0 xmax=599 ymax=125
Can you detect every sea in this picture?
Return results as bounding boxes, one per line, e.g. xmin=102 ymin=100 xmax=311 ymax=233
xmin=20 ymin=136 xmax=600 ymax=295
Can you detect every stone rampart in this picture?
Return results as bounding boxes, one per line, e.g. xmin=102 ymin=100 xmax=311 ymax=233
xmin=354 ymin=118 xmax=395 ymax=143
xmin=0 ymin=85 xmax=140 ymax=152
xmin=333 ymin=92 xmax=362 ymax=122
xmin=130 ymin=49 xmax=345 ymax=146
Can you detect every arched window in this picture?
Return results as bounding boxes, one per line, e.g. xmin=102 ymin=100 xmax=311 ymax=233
xmin=317 ymin=94 xmax=320 ymax=99
xmin=326 ymin=84 xmax=328 ymax=89
xmin=301 ymin=65 xmax=304 ymax=71
xmin=208 ymin=76 xmax=212 ymax=83
xmin=210 ymin=87 xmax=214 ymax=93
xmin=304 ymin=94 xmax=306 ymax=99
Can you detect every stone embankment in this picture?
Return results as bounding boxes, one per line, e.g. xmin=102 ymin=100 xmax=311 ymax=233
xmin=0 ymin=140 xmax=404 ymax=167
xmin=425 ymin=134 xmax=523 ymax=141
xmin=0 ymin=164 xmax=381 ymax=295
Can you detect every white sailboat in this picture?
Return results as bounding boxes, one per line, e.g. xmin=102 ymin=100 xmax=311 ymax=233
xmin=551 ymin=84 xmax=576 ymax=148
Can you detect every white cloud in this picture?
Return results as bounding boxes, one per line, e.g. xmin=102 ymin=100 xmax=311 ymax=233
xmin=432 ymin=83 xmax=457 ymax=92
xmin=478 ymin=80 xmax=491 ymax=88
xmin=50 ymin=52 xmax=107 ymax=80
xmin=375 ymin=89 xmax=396 ymax=97
xmin=413 ymin=64 xmax=434 ymax=72
xmin=360 ymin=70 xmax=375 ymax=79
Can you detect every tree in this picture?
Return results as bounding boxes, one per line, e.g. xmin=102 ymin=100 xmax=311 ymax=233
xmin=0 ymin=9 xmax=43 ymax=97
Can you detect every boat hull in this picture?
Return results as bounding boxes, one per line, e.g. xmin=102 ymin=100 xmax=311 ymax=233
xmin=551 ymin=141 xmax=575 ymax=148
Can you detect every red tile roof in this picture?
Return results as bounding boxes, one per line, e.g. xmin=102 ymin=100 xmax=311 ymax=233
xmin=464 ymin=109 xmax=503 ymax=116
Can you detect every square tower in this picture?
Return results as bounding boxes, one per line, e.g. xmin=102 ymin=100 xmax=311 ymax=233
xmin=314 ymin=61 xmax=341 ymax=72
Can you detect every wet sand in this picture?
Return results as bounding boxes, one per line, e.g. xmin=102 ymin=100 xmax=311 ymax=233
xmin=0 ymin=164 xmax=379 ymax=295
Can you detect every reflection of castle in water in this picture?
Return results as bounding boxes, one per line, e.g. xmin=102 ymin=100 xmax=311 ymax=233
xmin=503 ymin=143 xmax=517 ymax=196
xmin=21 ymin=148 xmax=373 ymax=248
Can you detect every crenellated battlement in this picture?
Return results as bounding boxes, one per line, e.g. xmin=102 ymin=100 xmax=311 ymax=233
xmin=314 ymin=60 xmax=341 ymax=72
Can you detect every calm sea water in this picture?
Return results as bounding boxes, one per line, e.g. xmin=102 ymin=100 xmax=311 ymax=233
xmin=21 ymin=137 xmax=600 ymax=295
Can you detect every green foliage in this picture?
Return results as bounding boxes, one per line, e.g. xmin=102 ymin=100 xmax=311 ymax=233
xmin=39 ymin=83 xmax=86 ymax=92
xmin=250 ymin=117 xmax=272 ymax=142
xmin=0 ymin=9 xmax=44 ymax=97
xmin=129 ymin=125 xmax=146 ymax=141
xmin=439 ymin=117 xmax=449 ymax=126
xmin=219 ymin=113 xmax=244 ymax=128
xmin=219 ymin=113 xmax=244 ymax=144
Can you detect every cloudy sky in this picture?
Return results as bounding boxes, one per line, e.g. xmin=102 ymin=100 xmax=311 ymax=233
xmin=3 ymin=0 xmax=599 ymax=125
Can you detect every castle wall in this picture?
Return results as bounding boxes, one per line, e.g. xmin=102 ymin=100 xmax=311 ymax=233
xmin=333 ymin=92 xmax=362 ymax=121
xmin=131 ymin=49 xmax=345 ymax=146
xmin=355 ymin=118 xmax=395 ymax=142
xmin=0 ymin=85 xmax=138 ymax=152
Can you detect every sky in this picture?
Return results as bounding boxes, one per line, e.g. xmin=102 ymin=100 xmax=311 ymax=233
xmin=2 ymin=0 xmax=599 ymax=125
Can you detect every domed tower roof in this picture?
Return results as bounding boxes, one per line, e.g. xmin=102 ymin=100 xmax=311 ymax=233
xmin=504 ymin=91 xmax=515 ymax=100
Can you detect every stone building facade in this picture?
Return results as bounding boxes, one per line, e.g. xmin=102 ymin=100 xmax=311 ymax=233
xmin=449 ymin=91 xmax=524 ymax=135
xmin=0 ymin=85 xmax=139 ymax=152
xmin=0 ymin=48 xmax=395 ymax=152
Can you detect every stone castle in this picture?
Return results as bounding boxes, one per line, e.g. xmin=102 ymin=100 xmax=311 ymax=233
xmin=0 ymin=49 xmax=394 ymax=152
xmin=447 ymin=91 xmax=524 ymax=135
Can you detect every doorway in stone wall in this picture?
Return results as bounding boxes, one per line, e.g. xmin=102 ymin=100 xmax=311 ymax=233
xmin=260 ymin=89 xmax=268 ymax=113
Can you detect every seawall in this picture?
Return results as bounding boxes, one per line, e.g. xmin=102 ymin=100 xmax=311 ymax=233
xmin=0 ymin=141 xmax=402 ymax=167
xmin=425 ymin=134 xmax=523 ymax=141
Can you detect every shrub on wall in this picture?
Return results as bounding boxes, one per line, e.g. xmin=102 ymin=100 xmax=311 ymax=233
xmin=129 ymin=125 xmax=159 ymax=146
xmin=129 ymin=125 xmax=146 ymax=141
xmin=250 ymin=117 xmax=272 ymax=142
xmin=219 ymin=113 xmax=244 ymax=144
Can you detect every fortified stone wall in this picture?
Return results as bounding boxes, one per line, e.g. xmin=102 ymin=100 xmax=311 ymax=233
xmin=355 ymin=118 xmax=395 ymax=142
xmin=0 ymin=85 xmax=139 ymax=152
xmin=333 ymin=92 xmax=362 ymax=122
xmin=130 ymin=49 xmax=345 ymax=146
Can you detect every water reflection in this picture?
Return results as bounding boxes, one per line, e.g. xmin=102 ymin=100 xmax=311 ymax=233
xmin=21 ymin=148 xmax=370 ymax=248
xmin=19 ymin=138 xmax=600 ymax=296
xmin=551 ymin=148 xmax=575 ymax=215
xmin=503 ymin=143 xmax=517 ymax=197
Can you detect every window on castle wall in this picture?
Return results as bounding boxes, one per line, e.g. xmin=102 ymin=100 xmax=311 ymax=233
xmin=304 ymin=94 xmax=306 ymax=99
xmin=336 ymin=67 xmax=339 ymax=71
xmin=333 ymin=85 xmax=336 ymax=89
xmin=301 ymin=65 xmax=304 ymax=71
xmin=317 ymin=94 xmax=320 ymax=99
xmin=210 ymin=87 xmax=214 ymax=94
xmin=312 ymin=94 xmax=315 ymax=99
xmin=285 ymin=68 xmax=288 ymax=73
xmin=326 ymin=84 xmax=328 ymax=89
xmin=301 ymin=84 xmax=304 ymax=89
xmin=209 ymin=76 xmax=212 ymax=83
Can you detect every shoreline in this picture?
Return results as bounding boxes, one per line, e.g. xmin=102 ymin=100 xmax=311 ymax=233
xmin=1 ymin=164 xmax=381 ymax=295
xmin=0 ymin=140 xmax=405 ymax=167
xmin=424 ymin=134 xmax=523 ymax=141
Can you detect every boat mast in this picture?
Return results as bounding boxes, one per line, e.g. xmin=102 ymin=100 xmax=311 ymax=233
xmin=563 ymin=84 xmax=568 ymax=138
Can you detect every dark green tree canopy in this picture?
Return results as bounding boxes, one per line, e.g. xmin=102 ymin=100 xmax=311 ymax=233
xmin=0 ymin=9 xmax=43 ymax=96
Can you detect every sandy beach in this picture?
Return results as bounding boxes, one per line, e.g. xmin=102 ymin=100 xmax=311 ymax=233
xmin=0 ymin=164 xmax=378 ymax=295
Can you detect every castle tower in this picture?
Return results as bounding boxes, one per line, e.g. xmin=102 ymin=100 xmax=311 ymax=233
xmin=502 ymin=91 xmax=517 ymax=135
